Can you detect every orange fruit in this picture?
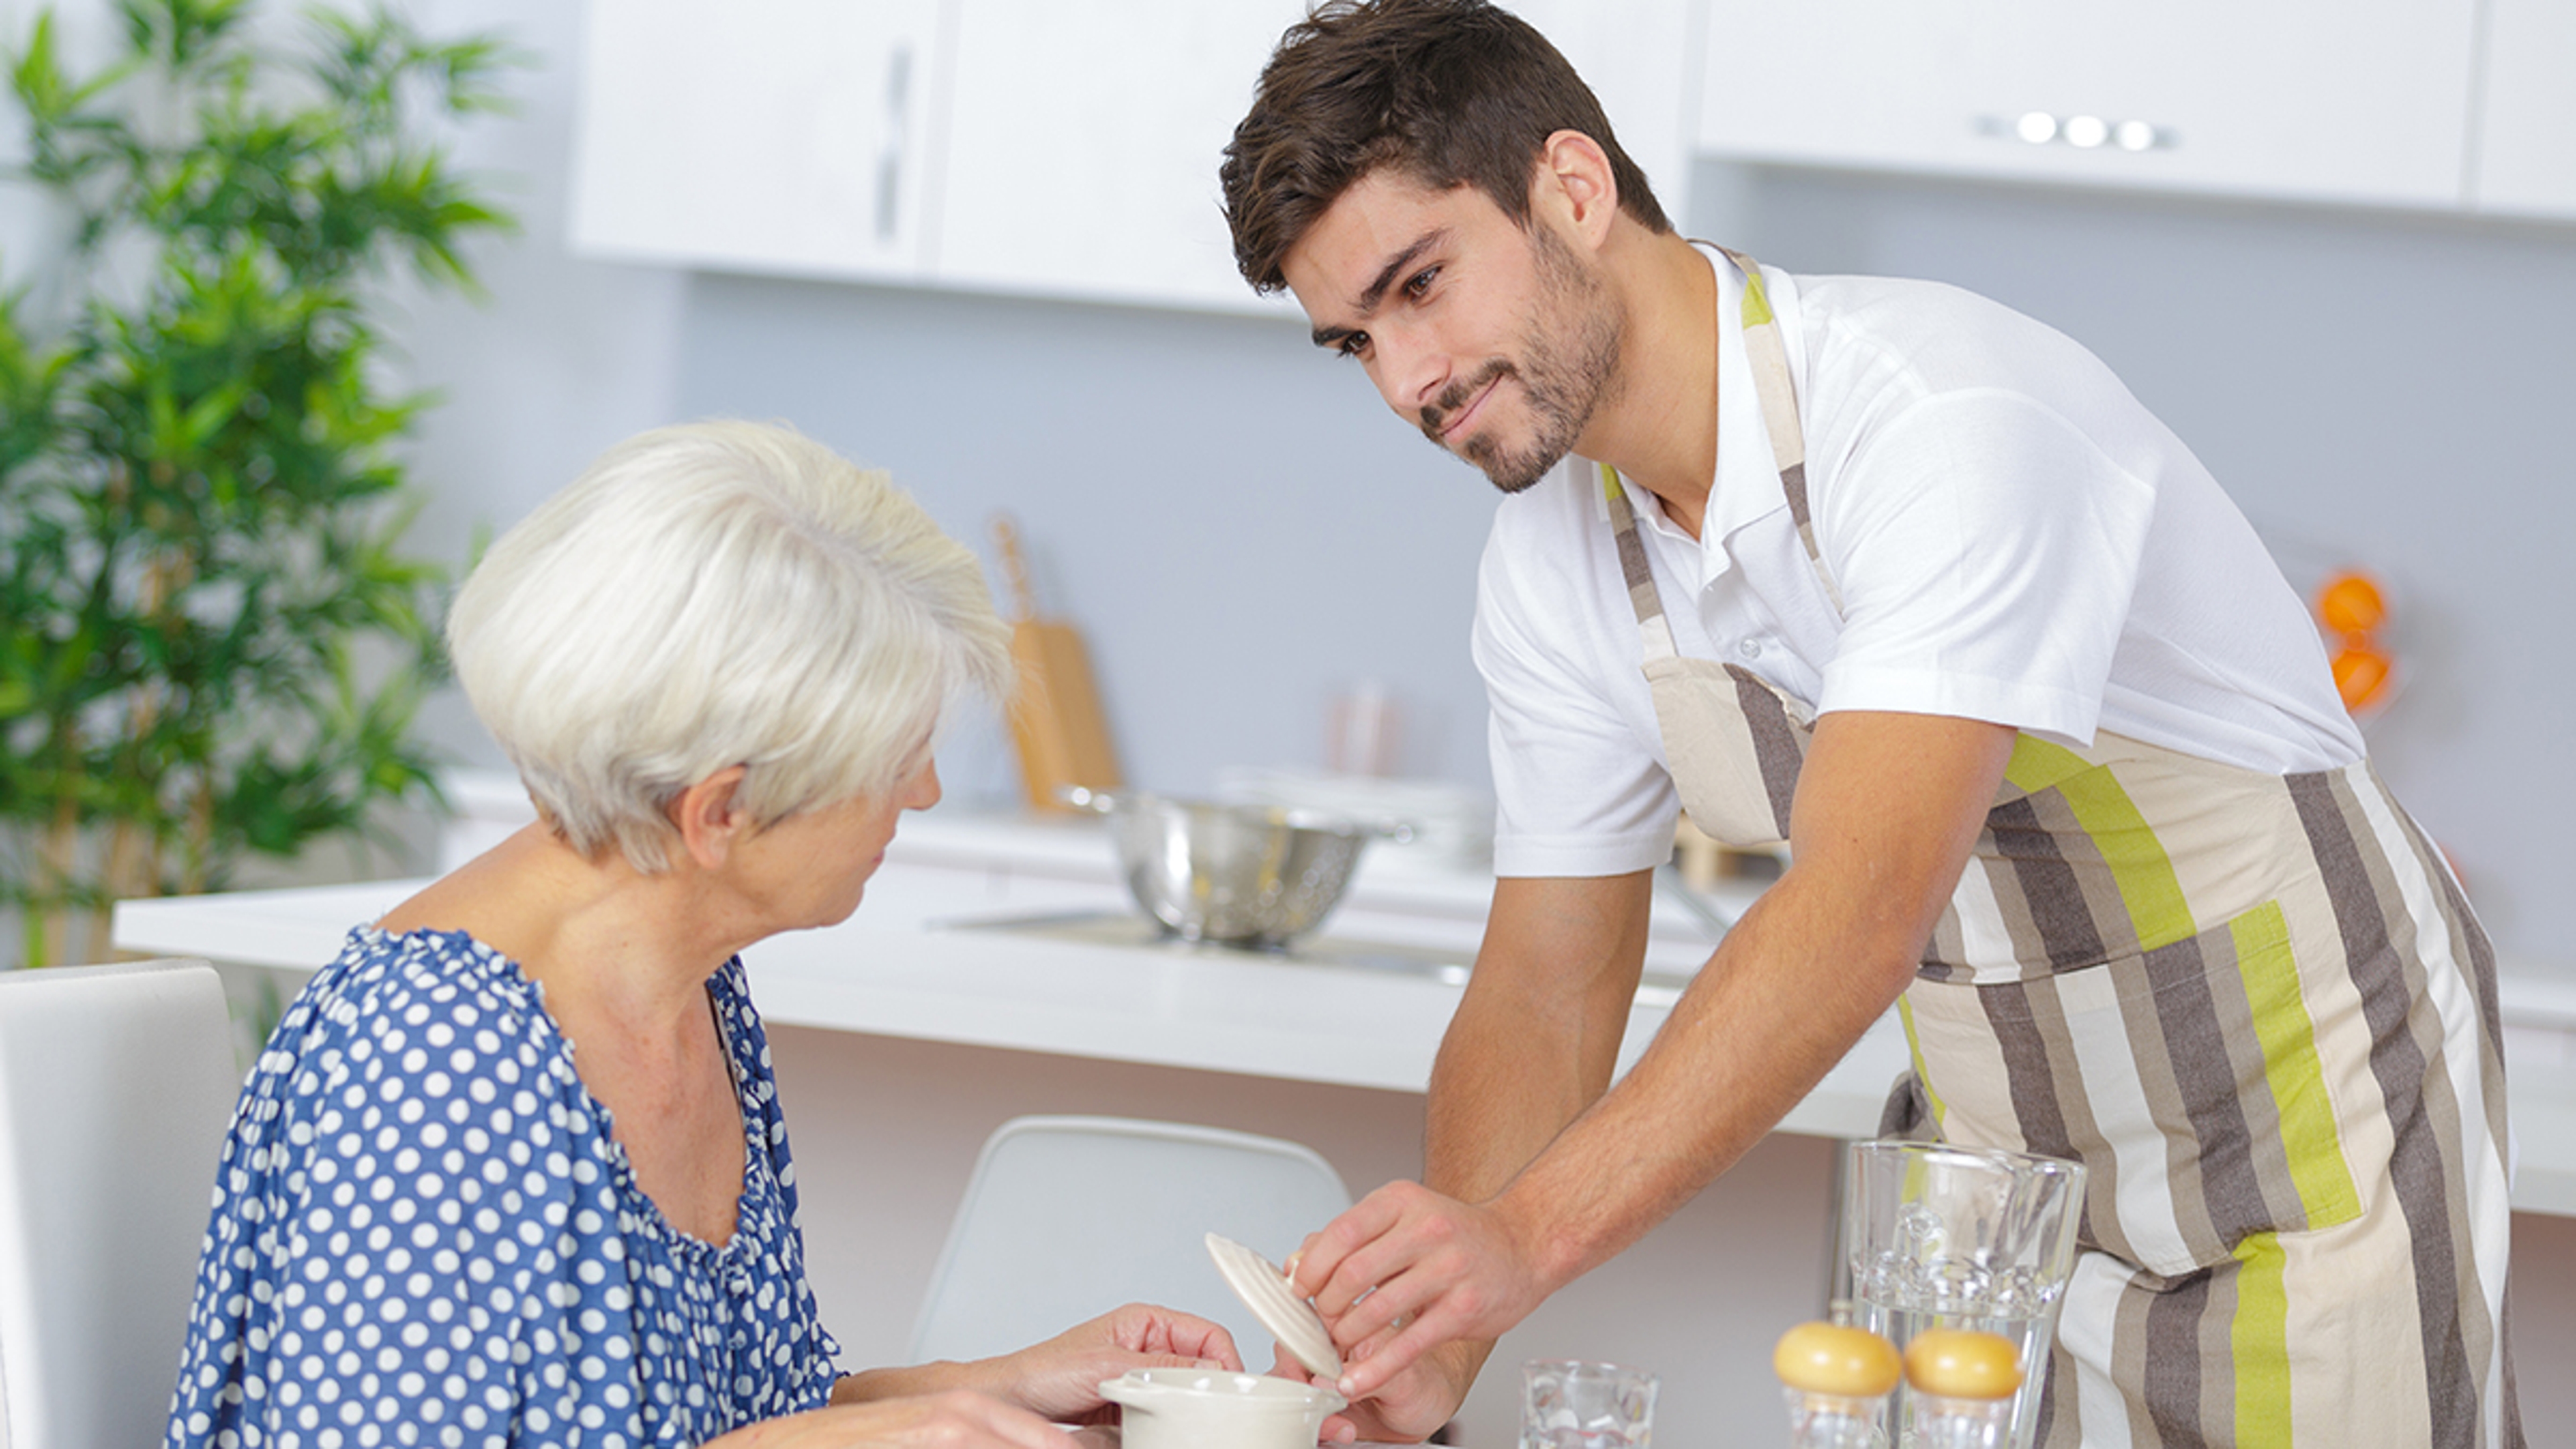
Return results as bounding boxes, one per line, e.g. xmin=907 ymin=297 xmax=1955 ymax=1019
xmin=2332 ymin=641 xmax=2394 ymax=712
xmin=2317 ymin=572 xmax=2387 ymax=637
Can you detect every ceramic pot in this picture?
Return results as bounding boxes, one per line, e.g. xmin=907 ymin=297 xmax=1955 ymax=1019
xmin=1098 ymin=1366 xmax=1345 ymax=1449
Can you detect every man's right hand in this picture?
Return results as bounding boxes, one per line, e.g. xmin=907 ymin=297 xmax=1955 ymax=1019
xmin=1275 ymin=1335 xmax=1478 ymax=1443
xmin=1291 ymin=1179 xmax=1555 ymax=1403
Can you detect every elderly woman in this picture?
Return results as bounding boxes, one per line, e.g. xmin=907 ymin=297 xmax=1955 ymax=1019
xmin=165 ymin=422 xmax=1238 ymax=1448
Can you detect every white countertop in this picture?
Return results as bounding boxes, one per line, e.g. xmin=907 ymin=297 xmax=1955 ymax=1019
xmin=113 ymin=807 xmax=2576 ymax=1215
xmin=107 ymin=809 xmax=1902 ymax=1138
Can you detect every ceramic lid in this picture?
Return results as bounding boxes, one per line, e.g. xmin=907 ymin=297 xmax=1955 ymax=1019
xmin=1204 ymin=1232 xmax=1342 ymax=1380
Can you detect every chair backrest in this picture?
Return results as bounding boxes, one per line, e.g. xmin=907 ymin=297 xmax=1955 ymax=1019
xmin=909 ymin=1116 xmax=1353 ymax=1368
xmin=0 ymin=960 xmax=241 ymax=1449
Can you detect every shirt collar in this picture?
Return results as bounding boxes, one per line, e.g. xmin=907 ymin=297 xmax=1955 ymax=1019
xmin=1581 ymin=245 xmax=1796 ymax=583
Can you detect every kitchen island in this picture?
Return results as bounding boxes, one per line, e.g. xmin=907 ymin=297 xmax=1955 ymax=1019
xmin=114 ymin=803 xmax=2576 ymax=1442
xmin=113 ymin=806 xmax=1907 ymax=1130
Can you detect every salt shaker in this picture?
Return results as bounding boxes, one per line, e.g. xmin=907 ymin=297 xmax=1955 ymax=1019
xmin=1773 ymin=1301 xmax=1900 ymax=1448
xmin=1902 ymin=1328 xmax=2023 ymax=1449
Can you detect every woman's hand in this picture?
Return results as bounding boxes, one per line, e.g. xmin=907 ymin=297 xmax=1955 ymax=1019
xmin=980 ymin=1302 xmax=1244 ymax=1423
xmin=705 ymin=1389 xmax=1080 ymax=1447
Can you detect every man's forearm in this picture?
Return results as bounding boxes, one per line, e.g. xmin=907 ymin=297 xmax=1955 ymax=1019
xmin=1479 ymin=713 xmax=2015 ymax=1292
xmin=1486 ymin=877 xmax=1916 ymax=1291
xmin=1411 ymin=871 xmax=1656 ymax=1399
xmin=1422 ymin=975 xmax=1613 ymax=1200
xmin=1423 ymin=872 xmax=1654 ymax=1201
xmin=1291 ymin=717 xmax=2012 ymax=1408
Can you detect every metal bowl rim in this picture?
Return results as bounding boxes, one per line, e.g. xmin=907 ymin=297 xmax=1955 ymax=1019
xmin=1076 ymin=788 xmax=1382 ymax=840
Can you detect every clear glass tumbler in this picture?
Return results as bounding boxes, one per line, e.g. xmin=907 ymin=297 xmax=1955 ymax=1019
xmin=1841 ymin=1142 xmax=2085 ymax=1449
xmin=1519 ymin=1358 xmax=1658 ymax=1449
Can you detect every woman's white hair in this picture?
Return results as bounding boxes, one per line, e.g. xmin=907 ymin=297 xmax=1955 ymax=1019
xmin=446 ymin=420 xmax=1012 ymax=871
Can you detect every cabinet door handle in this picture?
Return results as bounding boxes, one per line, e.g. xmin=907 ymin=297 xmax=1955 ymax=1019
xmin=1976 ymin=111 xmax=2170 ymax=152
xmin=875 ymin=43 xmax=914 ymax=244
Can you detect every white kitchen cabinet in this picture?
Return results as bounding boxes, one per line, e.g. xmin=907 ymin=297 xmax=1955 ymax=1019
xmin=564 ymin=0 xmax=1707 ymax=318
xmin=1695 ymin=0 xmax=2481 ymax=211
xmin=1501 ymin=0 xmax=1703 ymax=232
xmin=2471 ymin=0 xmax=2576 ymax=219
xmin=932 ymin=0 xmax=1699 ymax=317
xmin=932 ymin=0 xmax=1307 ymax=317
xmin=567 ymin=0 xmax=954 ymax=282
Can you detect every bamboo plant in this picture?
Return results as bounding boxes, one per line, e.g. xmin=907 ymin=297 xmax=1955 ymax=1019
xmin=0 ymin=0 xmax=517 ymax=966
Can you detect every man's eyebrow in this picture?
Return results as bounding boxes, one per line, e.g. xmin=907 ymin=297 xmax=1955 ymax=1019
xmin=1307 ymin=228 xmax=1449 ymax=349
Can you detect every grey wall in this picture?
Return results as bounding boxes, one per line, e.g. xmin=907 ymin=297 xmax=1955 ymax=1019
xmin=374 ymin=0 xmax=2575 ymax=980
xmin=662 ymin=274 xmax=1499 ymax=808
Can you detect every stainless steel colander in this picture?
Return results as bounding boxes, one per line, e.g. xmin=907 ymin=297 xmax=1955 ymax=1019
xmin=1064 ymin=787 xmax=1411 ymax=949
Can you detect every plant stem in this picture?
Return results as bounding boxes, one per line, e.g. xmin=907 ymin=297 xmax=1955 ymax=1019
xmin=39 ymin=776 xmax=78 ymax=969
xmin=19 ymin=898 xmax=46 ymax=975
xmin=95 ymin=814 xmax=149 ymax=962
xmin=105 ymin=549 xmax=178 ymax=934
xmin=183 ymin=778 xmax=213 ymax=896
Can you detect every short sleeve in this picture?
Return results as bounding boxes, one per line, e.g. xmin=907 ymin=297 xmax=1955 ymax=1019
xmin=1815 ymin=388 xmax=2155 ymax=743
xmin=1474 ymin=482 xmax=1682 ymax=879
xmin=168 ymin=966 xmax=651 ymax=1448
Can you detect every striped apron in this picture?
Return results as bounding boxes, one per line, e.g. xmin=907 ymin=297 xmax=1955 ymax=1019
xmin=1609 ymin=250 xmax=2523 ymax=1447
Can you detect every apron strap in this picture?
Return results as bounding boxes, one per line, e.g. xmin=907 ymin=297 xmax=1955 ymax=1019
xmin=1714 ymin=246 xmax=1845 ymax=617
xmin=1601 ymin=248 xmax=1848 ymax=623
xmin=1601 ymin=464 xmax=1682 ymax=664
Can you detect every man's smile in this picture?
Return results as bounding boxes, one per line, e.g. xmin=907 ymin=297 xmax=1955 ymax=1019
xmin=1424 ymin=361 xmax=1512 ymax=445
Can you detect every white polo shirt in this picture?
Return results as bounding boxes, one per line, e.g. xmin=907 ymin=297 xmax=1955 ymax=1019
xmin=1477 ymin=250 xmax=2366 ymax=879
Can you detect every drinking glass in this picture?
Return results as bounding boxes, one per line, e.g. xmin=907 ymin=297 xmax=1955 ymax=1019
xmin=1841 ymin=1142 xmax=2085 ymax=1449
xmin=1519 ymin=1359 xmax=1657 ymax=1449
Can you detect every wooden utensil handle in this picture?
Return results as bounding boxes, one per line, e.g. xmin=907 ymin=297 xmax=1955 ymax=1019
xmin=991 ymin=513 xmax=1038 ymax=623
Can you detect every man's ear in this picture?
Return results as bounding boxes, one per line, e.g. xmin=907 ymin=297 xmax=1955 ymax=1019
xmin=1535 ymin=129 xmax=1619 ymax=250
xmin=669 ymin=765 xmax=753 ymax=871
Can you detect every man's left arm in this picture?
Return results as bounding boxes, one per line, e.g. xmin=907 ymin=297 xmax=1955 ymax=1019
xmin=1295 ymin=709 xmax=2014 ymax=1401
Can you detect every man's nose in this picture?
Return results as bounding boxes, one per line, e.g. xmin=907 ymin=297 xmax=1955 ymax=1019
xmin=1375 ymin=330 xmax=1448 ymax=419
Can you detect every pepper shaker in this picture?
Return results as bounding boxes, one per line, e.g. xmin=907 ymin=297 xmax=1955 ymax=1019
xmin=1774 ymin=1301 xmax=1900 ymax=1448
xmin=1902 ymin=1327 xmax=2023 ymax=1449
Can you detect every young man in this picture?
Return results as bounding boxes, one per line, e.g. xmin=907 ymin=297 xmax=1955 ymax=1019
xmin=1221 ymin=2 xmax=2522 ymax=1444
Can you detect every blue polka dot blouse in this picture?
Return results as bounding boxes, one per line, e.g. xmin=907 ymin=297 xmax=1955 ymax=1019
xmin=166 ymin=927 xmax=843 ymax=1448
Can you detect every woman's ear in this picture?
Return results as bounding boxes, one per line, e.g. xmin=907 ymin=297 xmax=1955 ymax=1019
xmin=670 ymin=765 xmax=753 ymax=870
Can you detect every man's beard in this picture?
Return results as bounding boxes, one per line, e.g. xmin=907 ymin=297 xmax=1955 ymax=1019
xmin=1416 ymin=225 xmax=1623 ymax=494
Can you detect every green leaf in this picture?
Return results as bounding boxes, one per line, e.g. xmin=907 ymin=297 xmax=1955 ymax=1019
xmin=9 ymin=12 xmax=67 ymax=121
xmin=176 ymin=374 xmax=250 ymax=450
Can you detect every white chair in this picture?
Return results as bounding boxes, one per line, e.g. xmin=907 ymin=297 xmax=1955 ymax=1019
xmin=0 ymin=959 xmax=242 ymax=1449
xmin=910 ymin=1115 xmax=1354 ymax=1368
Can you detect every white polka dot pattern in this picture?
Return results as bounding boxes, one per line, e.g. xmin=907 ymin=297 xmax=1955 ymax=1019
xmin=164 ymin=928 xmax=841 ymax=1447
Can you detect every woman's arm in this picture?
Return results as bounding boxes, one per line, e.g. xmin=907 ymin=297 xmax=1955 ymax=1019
xmin=831 ymin=1303 xmax=1240 ymax=1421
xmin=700 ymin=1391 xmax=1083 ymax=1448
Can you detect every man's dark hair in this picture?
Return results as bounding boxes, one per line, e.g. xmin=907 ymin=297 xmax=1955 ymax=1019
xmin=1220 ymin=0 xmax=1672 ymax=295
